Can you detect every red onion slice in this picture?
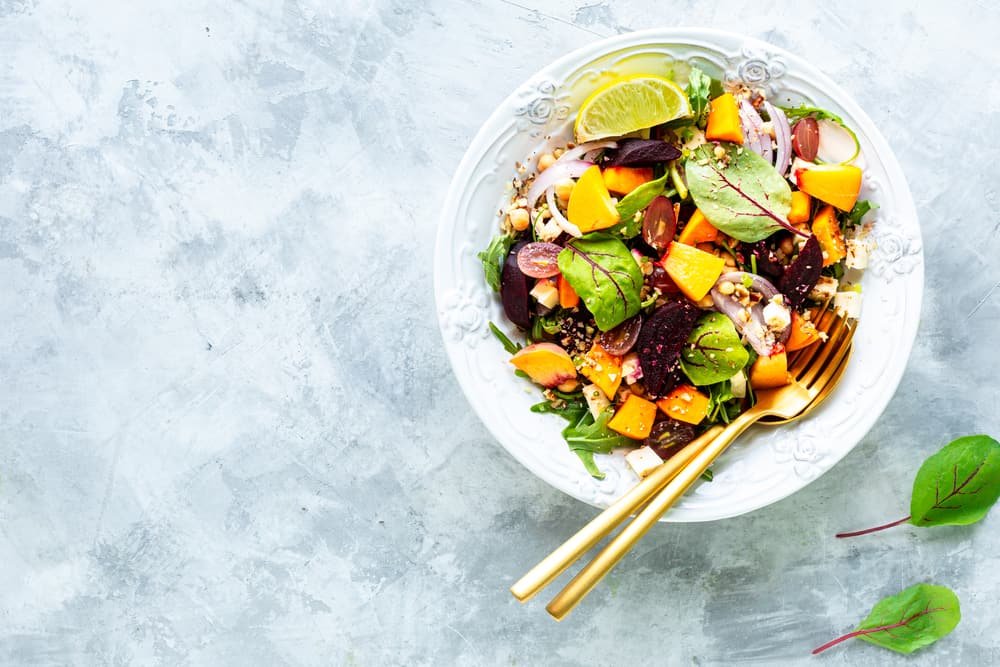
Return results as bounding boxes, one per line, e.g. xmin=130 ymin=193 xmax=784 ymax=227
xmin=739 ymin=100 xmax=771 ymax=164
xmin=559 ymin=140 xmax=618 ymax=163
xmin=765 ymin=102 xmax=791 ymax=177
xmin=545 ymin=185 xmax=582 ymax=238
xmin=526 ymin=160 xmax=592 ymax=210
xmin=710 ymin=272 xmax=790 ymax=356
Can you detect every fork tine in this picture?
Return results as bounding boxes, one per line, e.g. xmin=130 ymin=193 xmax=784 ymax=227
xmin=799 ymin=317 xmax=855 ymax=387
xmin=788 ymin=311 xmax=840 ymax=377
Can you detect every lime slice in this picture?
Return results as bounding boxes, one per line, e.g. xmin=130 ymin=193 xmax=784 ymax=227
xmin=574 ymin=76 xmax=691 ymax=143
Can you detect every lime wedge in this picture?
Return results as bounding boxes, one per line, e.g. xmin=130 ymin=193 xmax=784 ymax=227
xmin=574 ymin=76 xmax=691 ymax=143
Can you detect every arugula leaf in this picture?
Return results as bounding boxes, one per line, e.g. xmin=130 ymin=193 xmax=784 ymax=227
xmin=843 ymin=199 xmax=877 ymax=228
xmin=562 ymin=408 xmax=632 ymax=479
xmin=611 ymin=173 xmax=673 ymax=235
xmin=681 ymin=312 xmax=751 ymax=386
xmin=531 ymin=396 xmax=587 ymax=422
xmin=685 ymin=144 xmax=795 ymax=242
xmin=780 ymin=103 xmax=845 ymax=125
xmin=488 ymin=321 xmax=522 ymax=355
xmin=836 ymin=435 xmax=1000 ymax=538
xmin=557 ymin=233 xmax=643 ymax=331
xmin=686 ymin=66 xmax=712 ymax=128
xmin=813 ymin=583 xmax=960 ymax=655
xmin=477 ymin=234 xmax=514 ymax=292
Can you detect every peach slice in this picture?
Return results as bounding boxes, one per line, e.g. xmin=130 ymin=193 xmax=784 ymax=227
xmin=705 ymin=93 xmax=743 ymax=144
xmin=510 ymin=343 xmax=577 ymax=388
xmin=795 ymin=163 xmax=862 ymax=212
xmin=788 ymin=190 xmax=812 ymax=224
xmin=656 ymin=385 xmax=710 ymax=425
xmin=661 ymin=241 xmax=726 ymax=302
xmin=749 ymin=351 xmax=791 ymax=390
xmin=607 ymin=394 xmax=658 ymax=440
xmin=602 ymin=166 xmax=654 ymax=195
xmin=677 ymin=208 xmax=719 ymax=245
xmin=811 ymin=205 xmax=847 ymax=266
xmin=785 ymin=311 xmax=821 ymax=352
xmin=568 ymin=165 xmax=620 ymax=232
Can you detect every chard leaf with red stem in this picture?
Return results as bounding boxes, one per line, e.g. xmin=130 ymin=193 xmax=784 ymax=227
xmin=812 ymin=583 xmax=960 ymax=655
xmin=836 ymin=434 xmax=1000 ymax=538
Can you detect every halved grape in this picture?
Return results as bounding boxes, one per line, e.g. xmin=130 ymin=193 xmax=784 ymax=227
xmin=516 ymin=242 xmax=563 ymax=278
xmin=644 ymin=418 xmax=697 ymax=460
xmin=642 ymin=195 xmax=677 ymax=253
xmin=791 ymin=117 xmax=819 ymax=161
xmin=598 ymin=316 xmax=642 ymax=355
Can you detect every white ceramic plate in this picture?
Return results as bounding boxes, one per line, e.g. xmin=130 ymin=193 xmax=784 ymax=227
xmin=435 ymin=28 xmax=922 ymax=522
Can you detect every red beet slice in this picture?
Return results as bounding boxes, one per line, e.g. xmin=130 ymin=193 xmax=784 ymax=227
xmin=741 ymin=239 xmax=785 ymax=281
xmin=604 ymin=139 xmax=682 ymax=167
xmin=636 ymin=299 xmax=700 ymax=397
xmin=779 ymin=235 xmax=823 ymax=310
xmin=501 ymin=241 xmax=532 ymax=328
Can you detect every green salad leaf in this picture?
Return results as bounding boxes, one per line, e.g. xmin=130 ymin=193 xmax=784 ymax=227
xmin=911 ymin=435 xmax=1000 ymax=527
xmin=685 ymin=144 xmax=794 ymax=242
xmin=843 ymin=199 xmax=877 ymax=228
xmin=780 ymin=103 xmax=845 ymax=125
xmin=836 ymin=434 xmax=1000 ymax=538
xmin=557 ymin=233 xmax=643 ymax=332
xmin=488 ymin=321 xmax=521 ymax=355
xmin=477 ymin=234 xmax=514 ymax=292
xmin=686 ymin=66 xmax=712 ymax=128
xmin=562 ymin=408 xmax=632 ymax=479
xmin=611 ymin=173 xmax=674 ymax=236
xmin=813 ymin=584 xmax=961 ymax=655
xmin=680 ymin=312 xmax=750 ymax=386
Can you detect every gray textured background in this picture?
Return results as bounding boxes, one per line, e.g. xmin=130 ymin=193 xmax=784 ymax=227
xmin=1 ymin=1 xmax=998 ymax=665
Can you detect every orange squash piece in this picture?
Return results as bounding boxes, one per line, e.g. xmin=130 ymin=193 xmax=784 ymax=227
xmin=602 ymin=166 xmax=654 ymax=195
xmin=788 ymin=191 xmax=812 ymax=224
xmin=750 ymin=351 xmax=790 ymax=389
xmin=795 ymin=164 xmax=862 ymax=212
xmin=568 ymin=165 xmax=620 ymax=232
xmin=607 ymin=394 xmax=658 ymax=440
xmin=811 ymin=205 xmax=847 ymax=267
xmin=579 ymin=343 xmax=623 ymax=400
xmin=558 ymin=274 xmax=579 ymax=309
xmin=656 ymin=385 xmax=710 ymax=425
xmin=661 ymin=241 xmax=726 ymax=302
xmin=705 ymin=93 xmax=743 ymax=144
xmin=785 ymin=311 xmax=821 ymax=351
xmin=677 ymin=208 xmax=719 ymax=245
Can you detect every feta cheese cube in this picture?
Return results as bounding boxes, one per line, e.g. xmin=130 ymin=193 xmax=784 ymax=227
xmin=582 ymin=383 xmax=610 ymax=419
xmin=833 ymin=290 xmax=862 ymax=319
xmin=529 ymin=280 xmax=560 ymax=309
xmin=762 ymin=298 xmax=791 ymax=332
xmin=845 ymin=238 xmax=870 ymax=270
xmin=730 ymin=369 xmax=747 ymax=399
xmin=808 ymin=276 xmax=839 ymax=302
xmin=625 ymin=446 xmax=664 ymax=479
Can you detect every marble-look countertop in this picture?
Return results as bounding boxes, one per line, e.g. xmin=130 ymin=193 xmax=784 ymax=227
xmin=2 ymin=1 xmax=999 ymax=665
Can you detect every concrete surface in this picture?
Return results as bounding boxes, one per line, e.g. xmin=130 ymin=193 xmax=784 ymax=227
xmin=1 ymin=1 xmax=999 ymax=665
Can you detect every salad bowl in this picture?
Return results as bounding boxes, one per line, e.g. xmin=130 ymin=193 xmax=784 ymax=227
xmin=434 ymin=28 xmax=922 ymax=522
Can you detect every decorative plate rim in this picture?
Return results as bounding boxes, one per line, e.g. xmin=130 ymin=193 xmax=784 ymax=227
xmin=434 ymin=27 xmax=923 ymax=522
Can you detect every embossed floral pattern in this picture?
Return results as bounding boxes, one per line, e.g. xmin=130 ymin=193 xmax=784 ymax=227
xmin=772 ymin=429 xmax=827 ymax=481
xmin=514 ymin=79 xmax=570 ymax=131
xmin=440 ymin=282 xmax=490 ymax=346
xmin=869 ymin=220 xmax=922 ymax=280
xmin=726 ymin=46 xmax=787 ymax=95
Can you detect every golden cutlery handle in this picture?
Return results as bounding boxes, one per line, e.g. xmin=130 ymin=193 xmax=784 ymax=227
xmin=546 ymin=412 xmax=757 ymax=620
xmin=510 ymin=425 xmax=724 ymax=603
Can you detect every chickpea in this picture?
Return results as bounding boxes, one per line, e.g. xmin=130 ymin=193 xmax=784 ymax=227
xmin=718 ymin=280 xmax=736 ymax=296
xmin=508 ymin=207 xmax=530 ymax=231
xmin=779 ymin=237 xmax=795 ymax=256
xmin=537 ymin=153 xmax=556 ymax=172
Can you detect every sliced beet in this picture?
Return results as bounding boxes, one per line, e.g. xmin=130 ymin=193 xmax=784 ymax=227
xmin=636 ymin=299 xmax=700 ymax=398
xmin=604 ymin=139 xmax=682 ymax=167
xmin=779 ymin=235 xmax=823 ymax=310
xmin=501 ymin=241 xmax=531 ymax=328
xmin=742 ymin=239 xmax=784 ymax=280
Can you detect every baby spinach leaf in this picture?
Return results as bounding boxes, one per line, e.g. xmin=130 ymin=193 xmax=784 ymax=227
xmin=836 ymin=434 xmax=1000 ymax=538
xmin=686 ymin=66 xmax=712 ymax=128
xmin=812 ymin=583 xmax=960 ymax=655
xmin=562 ymin=408 xmax=632 ymax=479
xmin=911 ymin=435 xmax=1000 ymax=527
xmin=685 ymin=144 xmax=797 ymax=242
xmin=478 ymin=234 xmax=514 ymax=292
xmin=611 ymin=173 xmax=673 ymax=235
xmin=557 ymin=233 xmax=643 ymax=332
xmin=680 ymin=312 xmax=750 ymax=386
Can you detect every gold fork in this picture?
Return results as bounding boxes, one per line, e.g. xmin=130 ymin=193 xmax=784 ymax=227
xmin=543 ymin=312 xmax=855 ymax=620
